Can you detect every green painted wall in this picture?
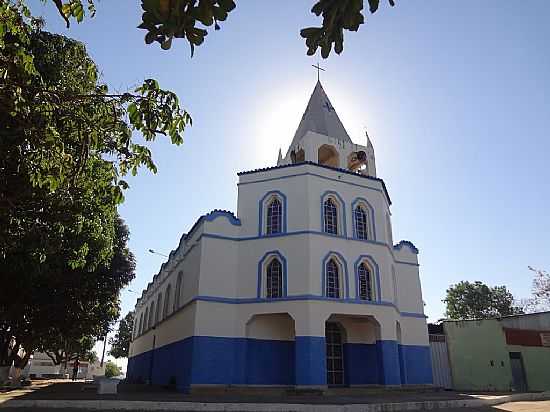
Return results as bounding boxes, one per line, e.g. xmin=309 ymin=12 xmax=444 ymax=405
xmin=444 ymin=320 xmax=513 ymax=391
xmin=507 ymin=345 xmax=550 ymax=391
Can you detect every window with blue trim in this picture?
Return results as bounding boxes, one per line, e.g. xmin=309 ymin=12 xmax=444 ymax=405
xmin=324 ymin=198 xmax=338 ymax=235
xmin=326 ymin=258 xmax=341 ymax=298
xmin=358 ymin=262 xmax=373 ymax=301
xmin=266 ymin=258 xmax=283 ymax=298
xmin=266 ymin=198 xmax=282 ymax=235
xmin=354 ymin=205 xmax=369 ymax=240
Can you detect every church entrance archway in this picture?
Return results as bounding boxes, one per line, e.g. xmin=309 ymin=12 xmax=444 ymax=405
xmin=325 ymin=321 xmax=345 ymax=386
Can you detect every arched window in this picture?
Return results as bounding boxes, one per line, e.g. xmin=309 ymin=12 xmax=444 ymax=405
xmin=318 ymin=144 xmax=339 ymax=168
xmin=143 ymin=307 xmax=149 ymax=332
xmin=324 ymin=198 xmax=338 ymax=235
xmin=354 ymin=205 xmax=368 ymax=240
xmin=163 ymin=284 xmax=172 ymax=319
xmin=358 ymin=263 xmax=373 ymax=301
xmin=155 ymin=293 xmax=162 ymax=325
xmin=174 ymin=271 xmax=183 ymax=311
xmin=148 ymin=301 xmax=155 ymax=329
xmin=392 ymin=266 xmax=398 ymax=305
xmin=266 ymin=198 xmax=282 ymax=235
xmin=138 ymin=312 xmax=143 ymax=336
xmin=326 ymin=259 xmax=340 ymax=298
xmin=266 ymin=258 xmax=283 ymax=298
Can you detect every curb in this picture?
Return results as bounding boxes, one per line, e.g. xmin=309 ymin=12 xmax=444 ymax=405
xmin=0 ymin=392 xmax=549 ymax=411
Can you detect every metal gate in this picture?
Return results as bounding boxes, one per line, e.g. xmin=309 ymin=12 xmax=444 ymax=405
xmin=429 ymin=334 xmax=453 ymax=389
xmin=509 ymin=352 xmax=528 ymax=392
xmin=326 ymin=322 xmax=344 ymax=385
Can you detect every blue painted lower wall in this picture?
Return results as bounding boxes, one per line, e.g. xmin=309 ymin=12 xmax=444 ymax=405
xmin=127 ymin=336 xmax=432 ymax=390
xmin=344 ymin=343 xmax=379 ymax=384
xmin=399 ymin=344 xmax=433 ymax=384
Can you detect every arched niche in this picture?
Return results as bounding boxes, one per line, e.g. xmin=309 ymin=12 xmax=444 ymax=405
xmin=318 ymin=144 xmax=339 ymax=168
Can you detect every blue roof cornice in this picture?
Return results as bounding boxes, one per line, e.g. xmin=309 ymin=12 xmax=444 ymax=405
xmin=238 ymin=161 xmax=392 ymax=205
xmin=393 ymin=240 xmax=419 ymax=254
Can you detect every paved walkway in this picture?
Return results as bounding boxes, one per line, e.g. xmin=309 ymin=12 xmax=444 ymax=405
xmin=0 ymin=381 xmax=548 ymax=411
xmin=1 ymin=401 xmax=550 ymax=412
xmin=0 ymin=380 xmax=511 ymax=403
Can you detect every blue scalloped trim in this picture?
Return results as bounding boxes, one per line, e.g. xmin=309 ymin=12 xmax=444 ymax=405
xmin=138 ymin=210 xmax=240 ymax=304
xmin=237 ymin=161 xmax=392 ymax=205
xmin=393 ymin=240 xmax=419 ymax=254
xmin=204 ymin=209 xmax=242 ymax=226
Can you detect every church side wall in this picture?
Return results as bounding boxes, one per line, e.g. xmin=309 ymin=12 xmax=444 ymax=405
xmin=127 ymin=242 xmax=203 ymax=390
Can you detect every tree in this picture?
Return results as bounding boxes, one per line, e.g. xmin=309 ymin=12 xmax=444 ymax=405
xmin=109 ymin=312 xmax=134 ymax=359
xmin=528 ymin=267 xmax=550 ymax=310
xmin=43 ymin=0 xmax=395 ymax=58
xmin=443 ymin=281 xmax=523 ymax=320
xmin=104 ymin=361 xmax=121 ymax=378
xmin=43 ymin=335 xmax=96 ymax=375
xmin=0 ymin=1 xmax=187 ymax=384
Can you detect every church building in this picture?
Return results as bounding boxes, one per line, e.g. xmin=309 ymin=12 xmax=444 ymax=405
xmin=127 ymin=81 xmax=433 ymax=391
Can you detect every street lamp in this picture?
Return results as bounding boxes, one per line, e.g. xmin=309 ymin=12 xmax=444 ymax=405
xmin=148 ymin=249 xmax=168 ymax=258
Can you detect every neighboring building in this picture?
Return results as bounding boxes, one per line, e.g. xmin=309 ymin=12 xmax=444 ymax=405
xmin=432 ymin=312 xmax=550 ymax=392
xmin=23 ymin=352 xmax=105 ymax=380
xmin=24 ymin=352 xmax=61 ymax=378
xmin=127 ymin=81 xmax=432 ymax=392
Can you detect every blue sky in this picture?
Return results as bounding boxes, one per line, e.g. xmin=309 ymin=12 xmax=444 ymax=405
xmin=38 ymin=1 xmax=550 ymax=327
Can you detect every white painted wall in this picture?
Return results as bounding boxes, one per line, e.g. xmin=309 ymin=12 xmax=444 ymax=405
xmin=129 ymin=160 xmax=428 ymax=359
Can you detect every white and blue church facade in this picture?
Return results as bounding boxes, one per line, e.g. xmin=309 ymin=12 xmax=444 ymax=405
xmin=127 ymin=81 xmax=433 ymax=392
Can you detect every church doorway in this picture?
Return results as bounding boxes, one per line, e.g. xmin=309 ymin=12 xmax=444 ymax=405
xmin=325 ymin=322 xmax=345 ymax=385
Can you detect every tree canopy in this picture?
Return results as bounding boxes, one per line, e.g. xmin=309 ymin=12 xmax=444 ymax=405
xmin=0 ymin=1 xmax=184 ymax=377
xmin=44 ymin=0 xmax=396 ymax=58
xmin=104 ymin=360 xmax=121 ymax=378
xmin=109 ymin=311 xmax=134 ymax=359
xmin=443 ymin=281 xmax=523 ymax=320
xmin=528 ymin=266 xmax=550 ymax=311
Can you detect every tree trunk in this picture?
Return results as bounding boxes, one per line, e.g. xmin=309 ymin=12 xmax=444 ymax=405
xmin=10 ymin=367 xmax=22 ymax=387
xmin=0 ymin=366 xmax=10 ymax=385
xmin=11 ymin=350 xmax=31 ymax=387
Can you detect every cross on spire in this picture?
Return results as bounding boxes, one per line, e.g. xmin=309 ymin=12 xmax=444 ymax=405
xmin=312 ymin=62 xmax=325 ymax=82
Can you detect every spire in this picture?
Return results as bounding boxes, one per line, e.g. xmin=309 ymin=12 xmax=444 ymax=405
xmin=365 ymin=129 xmax=374 ymax=150
xmin=290 ymin=81 xmax=351 ymax=149
xmin=277 ymin=148 xmax=283 ymax=164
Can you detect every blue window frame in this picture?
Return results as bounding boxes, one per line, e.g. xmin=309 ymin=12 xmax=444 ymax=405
xmin=324 ymin=199 xmax=338 ymax=235
xmin=357 ymin=263 xmax=373 ymax=301
xmin=325 ymin=259 xmax=340 ymax=298
xmin=266 ymin=198 xmax=282 ymax=235
xmin=354 ymin=205 xmax=368 ymax=240
xmin=266 ymin=258 xmax=283 ymax=298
